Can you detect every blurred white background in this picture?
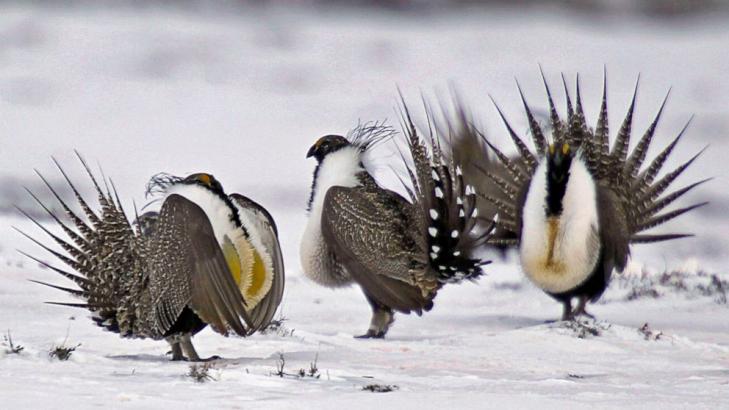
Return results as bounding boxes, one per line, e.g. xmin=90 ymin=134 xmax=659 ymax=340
xmin=0 ymin=0 xmax=726 ymax=265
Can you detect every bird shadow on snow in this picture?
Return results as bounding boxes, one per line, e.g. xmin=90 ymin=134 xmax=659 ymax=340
xmin=106 ymin=353 xmax=271 ymax=366
xmin=108 ymin=353 xmax=180 ymax=363
xmin=424 ymin=313 xmax=548 ymax=331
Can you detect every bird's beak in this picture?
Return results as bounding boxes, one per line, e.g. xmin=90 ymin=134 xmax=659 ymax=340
xmin=306 ymin=144 xmax=317 ymax=159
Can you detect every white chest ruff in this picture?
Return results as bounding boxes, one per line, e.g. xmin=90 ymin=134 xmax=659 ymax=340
xmin=519 ymin=158 xmax=601 ymax=294
xmin=165 ymin=184 xmax=241 ymax=245
xmin=300 ymin=147 xmax=364 ymax=288
xmin=165 ymin=184 xmax=274 ymax=309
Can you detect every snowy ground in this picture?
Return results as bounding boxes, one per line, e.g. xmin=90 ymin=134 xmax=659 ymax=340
xmin=1 ymin=4 xmax=728 ymax=409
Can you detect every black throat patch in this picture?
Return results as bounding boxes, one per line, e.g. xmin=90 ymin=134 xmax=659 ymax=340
xmin=545 ymin=154 xmax=572 ymax=217
xmin=307 ymin=163 xmax=322 ymax=213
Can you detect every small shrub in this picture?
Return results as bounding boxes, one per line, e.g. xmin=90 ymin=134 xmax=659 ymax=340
xmin=638 ymin=323 xmax=663 ymax=341
xmin=49 ymin=343 xmax=80 ymax=361
xmin=615 ymin=269 xmax=729 ymax=305
xmin=272 ymin=352 xmax=321 ymax=379
xmin=561 ymin=319 xmax=610 ymax=339
xmin=307 ymin=352 xmax=320 ymax=379
xmin=3 ymin=330 xmax=24 ymax=354
xmin=274 ymin=352 xmax=286 ymax=377
xmin=260 ymin=316 xmax=295 ymax=337
xmin=188 ymin=363 xmax=217 ymax=383
xmin=362 ymin=384 xmax=399 ymax=393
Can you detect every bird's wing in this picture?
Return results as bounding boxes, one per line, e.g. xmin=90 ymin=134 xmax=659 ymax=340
xmin=229 ymin=193 xmax=285 ymax=333
xmin=596 ymin=185 xmax=630 ymax=277
xmin=321 ymin=185 xmax=435 ymax=314
xmin=147 ymin=194 xmax=251 ymax=337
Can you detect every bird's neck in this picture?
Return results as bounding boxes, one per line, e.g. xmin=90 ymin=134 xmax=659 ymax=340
xmin=307 ymin=146 xmax=365 ymax=216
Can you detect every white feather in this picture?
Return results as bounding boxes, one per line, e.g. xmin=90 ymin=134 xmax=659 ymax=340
xmin=300 ymin=146 xmax=364 ymax=288
xmin=519 ymin=156 xmax=601 ymax=294
xmin=233 ymin=202 xmax=275 ymax=308
xmin=165 ymin=184 xmax=241 ymax=244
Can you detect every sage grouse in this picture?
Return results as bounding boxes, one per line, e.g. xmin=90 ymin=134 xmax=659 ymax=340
xmin=475 ymin=73 xmax=707 ymax=320
xmin=18 ymin=156 xmax=284 ymax=361
xmin=300 ymin=117 xmax=493 ymax=339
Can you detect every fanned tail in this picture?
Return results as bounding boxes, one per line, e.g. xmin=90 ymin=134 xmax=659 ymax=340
xmin=397 ymin=98 xmax=493 ymax=284
xmin=17 ymin=153 xmax=143 ymax=337
xmin=465 ymin=70 xmax=706 ymax=246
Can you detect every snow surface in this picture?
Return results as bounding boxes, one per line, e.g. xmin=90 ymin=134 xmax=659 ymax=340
xmin=1 ymin=4 xmax=728 ymax=409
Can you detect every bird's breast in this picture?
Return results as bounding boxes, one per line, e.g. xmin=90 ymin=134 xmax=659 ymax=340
xmin=300 ymin=221 xmax=353 ymax=288
xmin=520 ymin=215 xmax=599 ymax=294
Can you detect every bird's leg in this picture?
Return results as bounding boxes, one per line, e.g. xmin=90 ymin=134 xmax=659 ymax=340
xmin=355 ymin=294 xmax=394 ymax=339
xmin=179 ymin=334 xmax=201 ymax=362
xmin=166 ymin=336 xmax=184 ymax=361
xmin=179 ymin=333 xmax=221 ymax=362
xmin=572 ymin=296 xmax=595 ymax=319
xmin=561 ymin=299 xmax=574 ymax=321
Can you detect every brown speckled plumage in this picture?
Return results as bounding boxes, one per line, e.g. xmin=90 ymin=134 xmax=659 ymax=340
xmin=304 ymin=108 xmax=493 ymax=338
xmin=19 ymin=154 xmax=284 ymax=360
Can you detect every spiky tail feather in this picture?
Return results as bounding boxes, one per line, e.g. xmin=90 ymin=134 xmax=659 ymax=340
xmin=396 ymin=98 xmax=494 ymax=284
xmin=477 ymin=70 xmax=706 ymax=245
xmin=17 ymin=152 xmax=142 ymax=337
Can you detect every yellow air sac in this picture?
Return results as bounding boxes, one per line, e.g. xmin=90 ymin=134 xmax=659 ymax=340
xmin=222 ymin=233 xmax=273 ymax=310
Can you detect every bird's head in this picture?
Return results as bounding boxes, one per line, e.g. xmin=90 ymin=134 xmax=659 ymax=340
xmin=545 ymin=142 xmax=574 ymax=216
xmin=547 ymin=142 xmax=574 ymax=183
xmin=183 ymin=173 xmax=225 ymax=194
xmin=306 ymin=135 xmax=352 ymax=162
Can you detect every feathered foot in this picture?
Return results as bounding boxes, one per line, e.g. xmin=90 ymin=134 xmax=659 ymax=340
xmin=167 ymin=340 xmax=185 ymax=361
xmin=355 ymin=305 xmax=394 ymax=339
xmin=167 ymin=334 xmax=221 ymax=362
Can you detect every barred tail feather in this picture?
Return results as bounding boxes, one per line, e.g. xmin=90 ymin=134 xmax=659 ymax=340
xmin=19 ymin=155 xmax=140 ymax=335
xmin=398 ymin=100 xmax=494 ymax=284
xmin=463 ymin=70 xmax=706 ymax=249
xmin=516 ymin=79 xmax=548 ymax=156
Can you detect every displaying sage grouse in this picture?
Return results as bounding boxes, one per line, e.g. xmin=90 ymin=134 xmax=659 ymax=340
xmin=300 ymin=117 xmax=494 ymax=339
xmin=18 ymin=155 xmax=284 ymax=361
xmin=475 ymin=73 xmax=707 ymax=320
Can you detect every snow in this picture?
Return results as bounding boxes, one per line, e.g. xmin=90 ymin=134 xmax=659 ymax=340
xmin=1 ymin=4 xmax=728 ymax=409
